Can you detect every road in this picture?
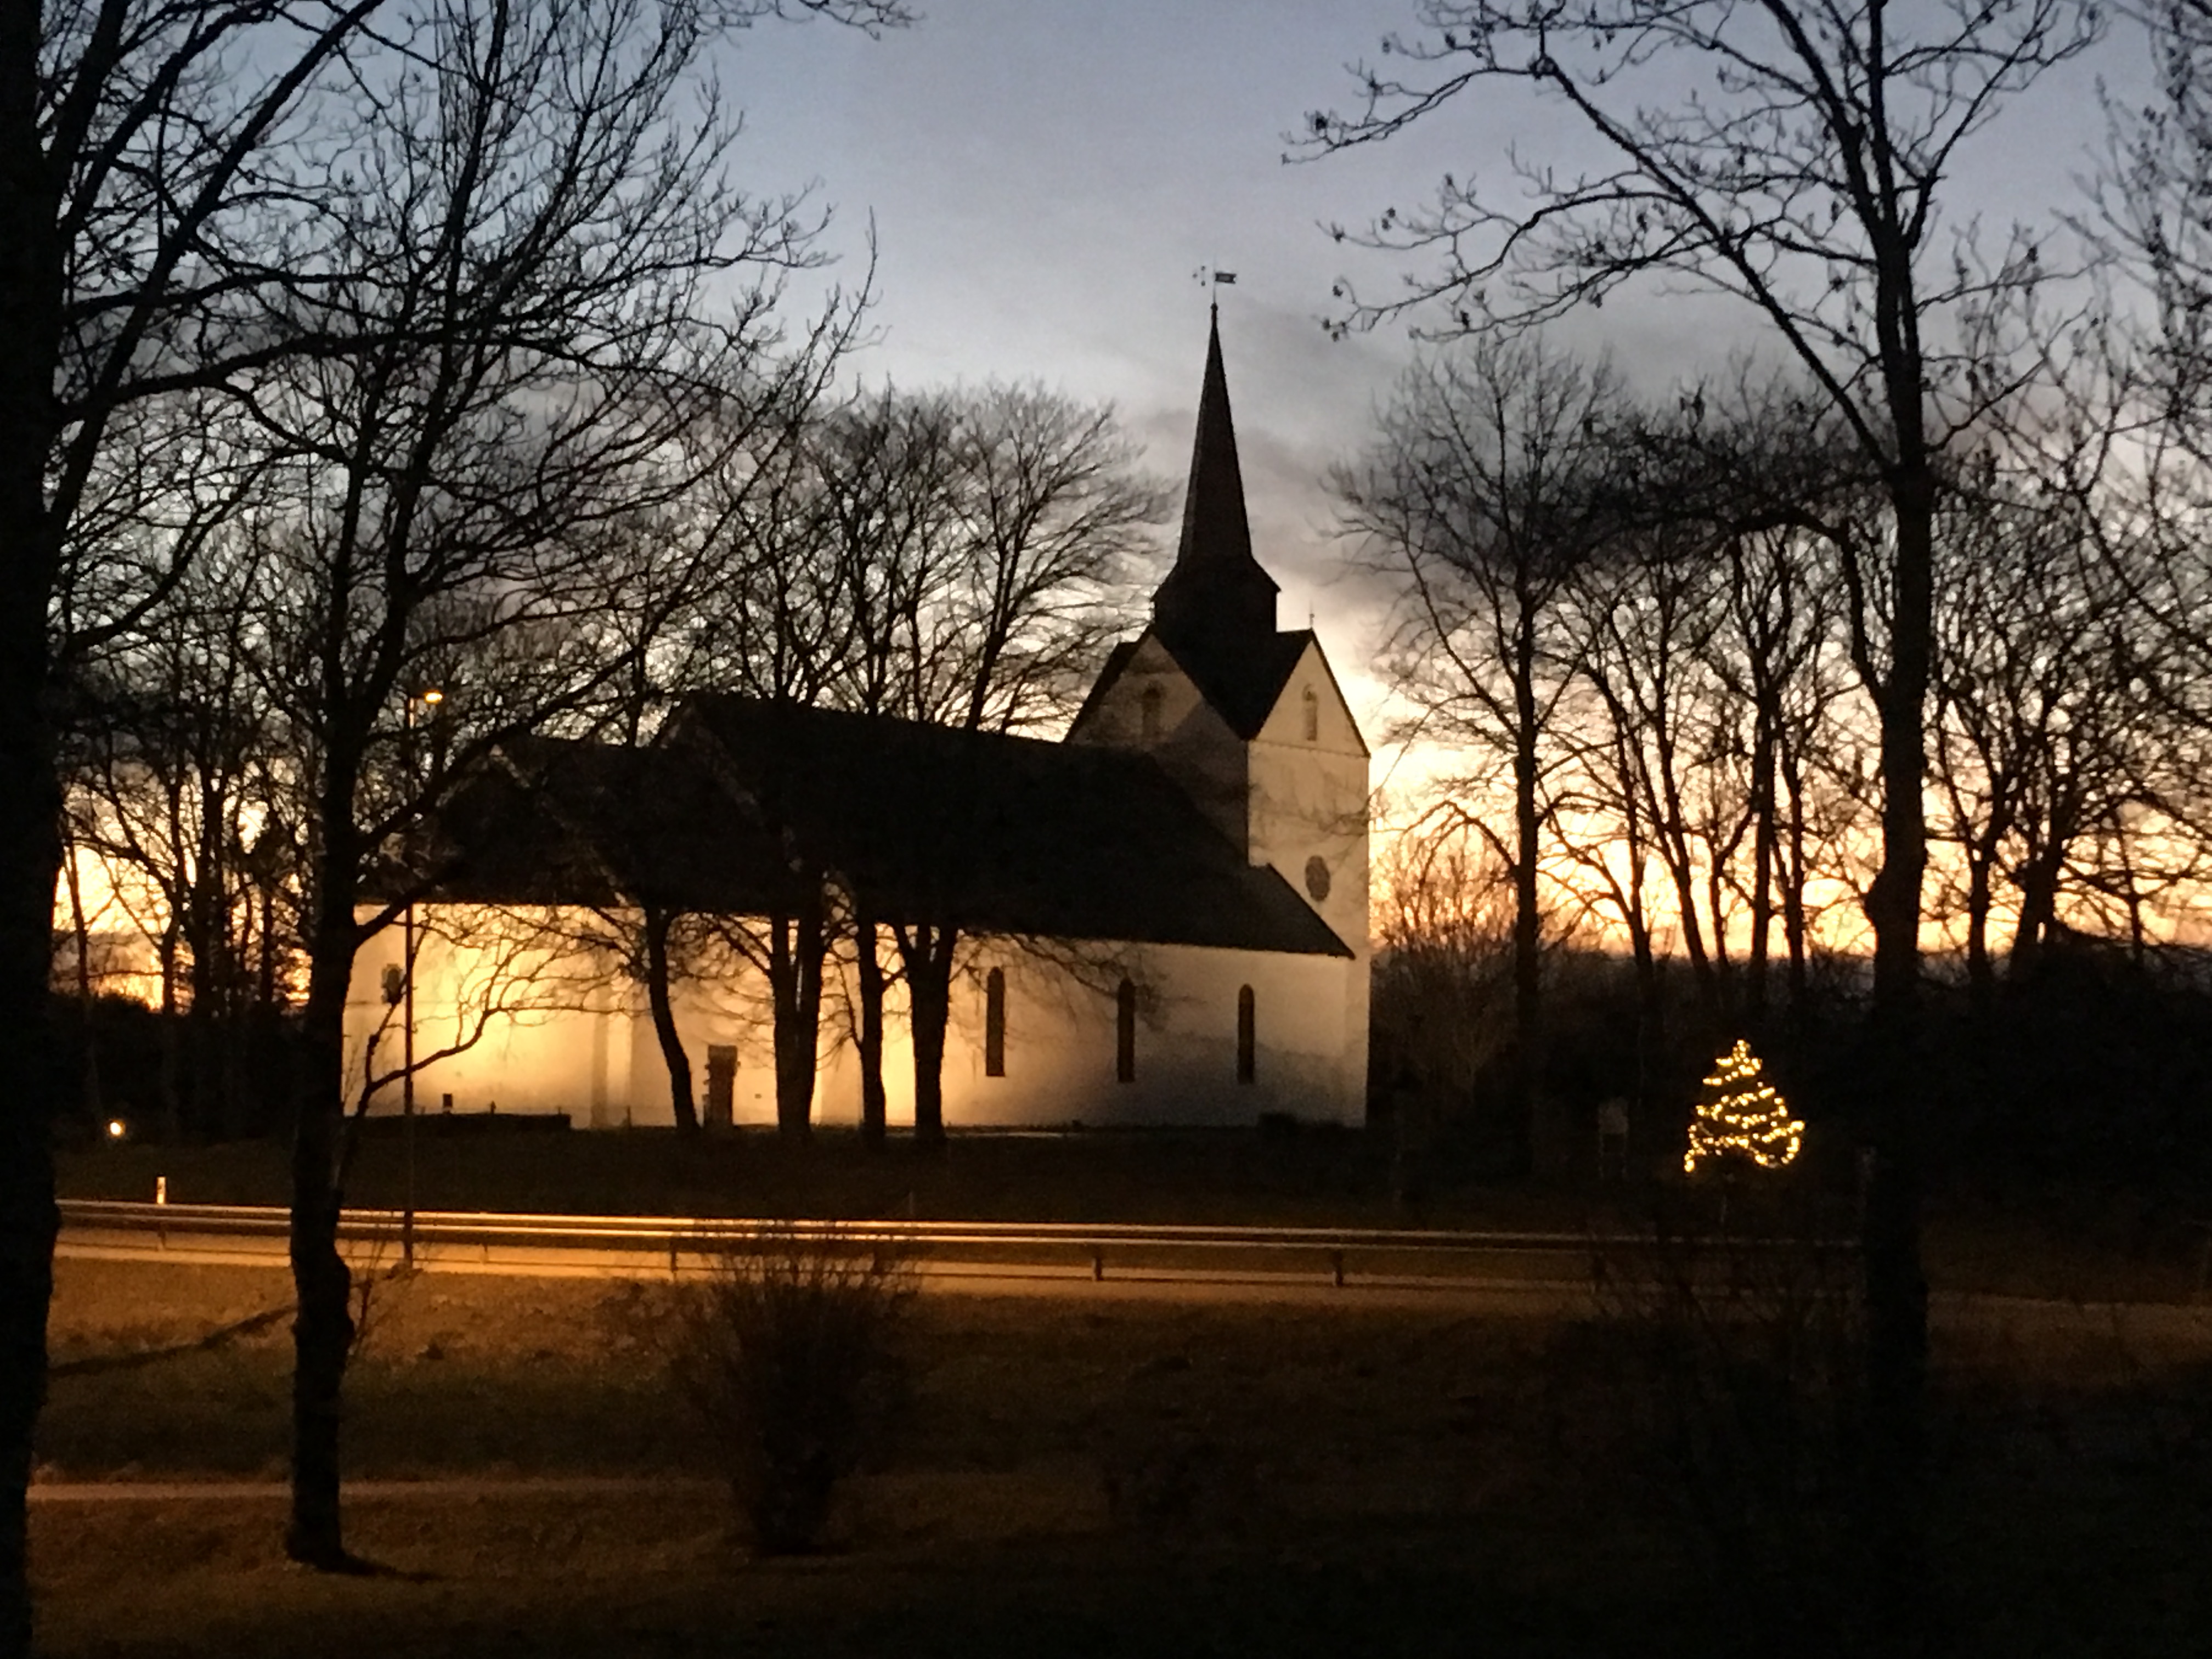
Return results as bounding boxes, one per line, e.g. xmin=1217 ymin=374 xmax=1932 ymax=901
xmin=54 ymin=1201 xmax=2212 ymax=1348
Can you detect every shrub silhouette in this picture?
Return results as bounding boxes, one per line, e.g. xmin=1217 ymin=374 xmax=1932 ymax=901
xmin=665 ymin=1228 xmax=914 ymax=1553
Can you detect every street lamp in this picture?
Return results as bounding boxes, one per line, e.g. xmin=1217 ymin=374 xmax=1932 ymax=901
xmin=400 ymin=685 xmax=443 ymax=1267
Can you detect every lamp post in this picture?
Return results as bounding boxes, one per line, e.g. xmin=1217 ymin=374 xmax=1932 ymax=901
xmin=401 ymin=686 xmax=442 ymax=1266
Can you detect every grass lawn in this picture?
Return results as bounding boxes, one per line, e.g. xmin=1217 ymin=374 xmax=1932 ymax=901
xmin=31 ymin=1256 xmax=2212 ymax=1657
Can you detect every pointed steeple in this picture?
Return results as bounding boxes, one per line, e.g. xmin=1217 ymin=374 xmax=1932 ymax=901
xmin=1152 ymin=308 xmax=1278 ymax=647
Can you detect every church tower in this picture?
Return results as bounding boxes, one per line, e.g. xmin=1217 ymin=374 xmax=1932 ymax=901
xmin=1150 ymin=310 xmax=1280 ymax=673
xmin=1068 ymin=307 xmax=1370 ymax=974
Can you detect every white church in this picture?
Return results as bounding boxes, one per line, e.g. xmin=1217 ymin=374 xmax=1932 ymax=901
xmin=348 ymin=317 xmax=1372 ymax=1130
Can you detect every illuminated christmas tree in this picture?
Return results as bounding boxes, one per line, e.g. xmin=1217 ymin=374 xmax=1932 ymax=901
xmin=1684 ymin=1039 xmax=1804 ymax=1174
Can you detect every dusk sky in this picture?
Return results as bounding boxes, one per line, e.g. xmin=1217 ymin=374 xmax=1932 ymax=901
xmin=718 ymin=0 xmax=2141 ymax=782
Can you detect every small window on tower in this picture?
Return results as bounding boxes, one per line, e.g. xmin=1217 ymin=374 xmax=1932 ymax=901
xmin=1301 ymin=685 xmax=1319 ymax=742
xmin=984 ymin=968 xmax=1006 ymax=1077
xmin=1141 ymin=685 xmax=1164 ymax=744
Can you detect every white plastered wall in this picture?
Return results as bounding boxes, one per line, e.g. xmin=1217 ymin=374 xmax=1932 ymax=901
xmin=346 ymin=913 xmax=1364 ymax=1129
xmin=1244 ymin=639 xmax=1372 ymax=1116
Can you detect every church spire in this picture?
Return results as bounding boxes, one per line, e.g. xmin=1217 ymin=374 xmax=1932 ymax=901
xmin=1152 ymin=307 xmax=1278 ymax=647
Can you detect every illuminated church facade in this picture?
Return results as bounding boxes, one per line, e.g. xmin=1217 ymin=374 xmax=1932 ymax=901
xmin=347 ymin=317 xmax=1372 ymax=1129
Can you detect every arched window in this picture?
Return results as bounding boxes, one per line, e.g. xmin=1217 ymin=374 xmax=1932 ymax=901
xmin=984 ymin=967 xmax=1006 ymax=1077
xmin=1116 ymin=978 xmax=1137 ymax=1083
xmin=1236 ymin=985 xmax=1256 ymax=1084
xmin=1301 ymin=685 xmax=1319 ymax=742
xmin=1141 ymin=684 xmax=1164 ymax=744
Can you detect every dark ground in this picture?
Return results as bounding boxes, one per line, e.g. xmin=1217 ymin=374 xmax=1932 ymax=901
xmin=30 ymin=1251 xmax=2212 ymax=1658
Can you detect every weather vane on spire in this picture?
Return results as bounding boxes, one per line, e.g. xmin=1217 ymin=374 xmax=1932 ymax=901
xmin=1192 ymin=266 xmax=1238 ymax=317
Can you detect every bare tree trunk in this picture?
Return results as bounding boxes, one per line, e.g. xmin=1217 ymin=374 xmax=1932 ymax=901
xmin=0 ymin=5 xmax=63 ymax=1627
xmin=2010 ymin=803 xmax=2076 ymax=978
xmin=1863 ymin=464 xmax=1935 ymax=1635
xmin=899 ymin=921 xmax=956 ymax=1150
xmin=642 ymin=909 xmax=699 ymax=1135
xmin=854 ymin=913 xmax=887 ymax=1150
xmin=61 ymin=833 xmax=102 ymax=1120
xmin=258 ymin=880 xmax=279 ymax=1009
xmin=1510 ymin=615 xmax=1541 ymax=1174
xmin=286 ymin=906 xmax=357 ymax=1570
xmin=1780 ymin=749 xmax=1811 ymax=1017
xmin=1965 ymin=828 xmax=2002 ymax=1012
xmin=2010 ymin=853 xmax=2060 ymax=974
xmin=1747 ymin=704 xmax=1779 ymax=1024
xmin=0 ymin=765 xmax=58 ymax=1659
xmin=768 ymin=898 xmax=823 ymax=1141
xmin=156 ymin=926 xmax=183 ymax=1140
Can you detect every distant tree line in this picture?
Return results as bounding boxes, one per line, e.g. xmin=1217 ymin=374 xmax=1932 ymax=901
xmin=1352 ymin=348 xmax=2212 ymax=1155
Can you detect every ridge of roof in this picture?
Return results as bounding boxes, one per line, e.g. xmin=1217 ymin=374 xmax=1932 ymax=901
xmin=1065 ymin=637 xmax=1139 ymax=740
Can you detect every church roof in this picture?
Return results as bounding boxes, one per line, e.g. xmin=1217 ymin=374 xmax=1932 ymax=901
xmin=682 ymin=695 xmax=1351 ymax=957
xmin=1072 ymin=627 xmax=1319 ymax=742
xmin=416 ymin=737 xmax=798 ymax=912
xmin=411 ymin=702 xmax=1350 ymax=960
xmin=1169 ymin=309 xmax=1268 ymax=584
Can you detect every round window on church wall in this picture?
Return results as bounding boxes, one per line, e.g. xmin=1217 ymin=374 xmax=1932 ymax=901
xmin=1305 ymin=856 xmax=1331 ymax=902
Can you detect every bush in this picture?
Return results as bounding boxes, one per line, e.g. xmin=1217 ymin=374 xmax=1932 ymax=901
xmin=1589 ymin=1178 xmax=1873 ymax=1651
xmin=664 ymin=1228 xmax=915 ymax=1553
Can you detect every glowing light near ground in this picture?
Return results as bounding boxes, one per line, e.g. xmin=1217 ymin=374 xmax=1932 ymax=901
xmin=1684 ymin=1039 xmax=1803 ymax=1174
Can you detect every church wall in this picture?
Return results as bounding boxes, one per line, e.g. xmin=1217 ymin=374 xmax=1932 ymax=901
xmin=901 ymin=940 xmax=1359 ymax=1127
xmin=346 ymin=909 xmax=1364 ymax=1131
xmin=1245 ymin=641 xmax=1372 ymax=1114
xmin=346 ymin=906 xmax=622 ymax=1121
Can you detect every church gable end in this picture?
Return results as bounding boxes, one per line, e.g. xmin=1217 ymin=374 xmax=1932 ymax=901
xmin=1250 ymin=639 xmax=1369 ymax=760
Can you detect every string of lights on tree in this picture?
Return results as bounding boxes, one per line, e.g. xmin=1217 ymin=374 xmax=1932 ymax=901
xmin=1684 ymin=1039 xmax=1804 ymax=1174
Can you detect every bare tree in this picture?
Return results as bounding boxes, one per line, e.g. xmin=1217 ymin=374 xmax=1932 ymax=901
xmin=2087 ymin=2 xmax=2212 ymax=881
xmin=1371 ymin=806 xmax=1519 ymax=1178
xmin=1 ymin=5 xmax=395 ymax=1643
xmin=64 ymin=532 xmax=283 ymax=1141
xmin=1576 ymin=379 xmax=1865 ymax=1032
xmin=1304 ymin=4 xmax=2101 ymax=1611
xmin=1336 ymin=337 xmax=1620 ymax=1167
xmin=0 ymin=0 xmax=907 ymax=1632
xmin=1929 ymin=461 xmax=2179 ymax=997
xmin=826 ymin=382 xmax=1163 ymax=1146
xmin=1565 ymin=508 xmax=1739 ymax=1018
xmin=233 ymin=0 xmax=885 ymax=1568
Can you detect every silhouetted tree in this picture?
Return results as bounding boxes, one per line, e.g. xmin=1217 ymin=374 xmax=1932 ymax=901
xmin=233 ymin=0 xmax=890 ymax=1568
xmin=808 ymin=382 xmax=1165 ymax=1145
xmin=1338 ymin=338 xmax=1620 ymax=1167
xmin=1307 ymin=3 xmax=2100 ymax=1618
xmin=0 ymin=4 xmax=398 ymax=1645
